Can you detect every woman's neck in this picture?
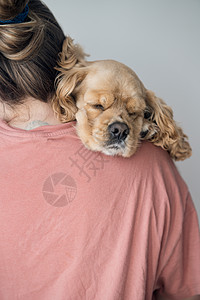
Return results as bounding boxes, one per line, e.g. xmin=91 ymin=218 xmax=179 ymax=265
xmin=0 ymin=97 xmax=62 ymax=129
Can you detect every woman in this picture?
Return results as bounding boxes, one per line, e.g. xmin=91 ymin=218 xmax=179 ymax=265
xmin=0 ymin=1 xmax=200 ymax=299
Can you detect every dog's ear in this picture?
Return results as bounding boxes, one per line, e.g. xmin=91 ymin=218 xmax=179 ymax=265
xmin=53 ymin=36 xmax=88 ymax=122
xmin=57 ymin=36 xmax=88 ymax=70
xmin=144 ymin=90 xmax=192 ymax=161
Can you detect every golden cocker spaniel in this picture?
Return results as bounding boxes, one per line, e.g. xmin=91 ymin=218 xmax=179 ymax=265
xmin=53 ymin=37 xmax=192 ymax=161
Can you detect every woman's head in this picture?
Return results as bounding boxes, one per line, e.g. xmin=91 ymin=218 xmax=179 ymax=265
xmin=0 ymin=0 xmax=65 ymax=105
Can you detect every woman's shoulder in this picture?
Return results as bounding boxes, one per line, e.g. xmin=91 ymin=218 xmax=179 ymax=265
xmin=133 ymin=141 xmax=172 ymax=164
xmin=108 ymin=141 xmax=175 ymax=173
xmin=104 ymin=141 xmax=188 ymax=194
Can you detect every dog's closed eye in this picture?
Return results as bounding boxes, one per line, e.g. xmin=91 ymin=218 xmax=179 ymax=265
xmin=127 ymin=109 xmax=143 ymax=119
xmin=128 ymin=112 xmax=137 ymax=117
xmin=93 ymin=104 xmax=104 ymax=110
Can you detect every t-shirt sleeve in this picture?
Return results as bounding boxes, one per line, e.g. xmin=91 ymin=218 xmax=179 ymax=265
xmin=155 ymin=193 xmax=200 ymax=299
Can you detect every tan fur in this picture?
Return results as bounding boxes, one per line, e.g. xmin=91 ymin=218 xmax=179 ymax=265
xmin=53 ymin=36 xmax=192 ymax=160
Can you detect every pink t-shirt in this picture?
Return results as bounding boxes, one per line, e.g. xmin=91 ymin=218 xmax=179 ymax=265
xmin=0 ymin=119 xmax=199 ymax=300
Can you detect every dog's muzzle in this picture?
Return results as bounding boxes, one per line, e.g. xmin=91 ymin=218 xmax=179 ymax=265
xmin=108 ymin=121 xmax=130 ymax=143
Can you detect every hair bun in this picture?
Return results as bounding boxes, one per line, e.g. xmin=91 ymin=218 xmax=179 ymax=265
xmin=0 ymin=0 xmax=45 ymax=61
xmin=0 ymin=0 xmax=29 ymax=21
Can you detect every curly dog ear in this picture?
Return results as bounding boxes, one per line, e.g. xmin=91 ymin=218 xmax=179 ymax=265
xmin=145 ymin=90 xmax=192 ymax=161
xmin=53 ymin=36 xmax=88 ymax=122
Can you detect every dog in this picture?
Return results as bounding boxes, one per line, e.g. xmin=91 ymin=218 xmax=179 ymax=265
xmin=53 ymin=37 xmax=192 ymax=161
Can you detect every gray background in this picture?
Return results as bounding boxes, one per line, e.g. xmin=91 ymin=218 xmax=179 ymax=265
xmin=44 ymin=0 xmax=200 ymax=220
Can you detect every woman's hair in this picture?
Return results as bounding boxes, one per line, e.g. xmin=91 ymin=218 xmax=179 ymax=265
xmin=0 ymin=0 xmax=65 ymax=105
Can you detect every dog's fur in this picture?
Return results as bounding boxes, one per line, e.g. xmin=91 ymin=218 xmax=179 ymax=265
xmin=53 ymin=37 xmax=192 ymax=161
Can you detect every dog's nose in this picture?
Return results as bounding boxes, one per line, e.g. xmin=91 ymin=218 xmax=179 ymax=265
xmin=108 ymin=122 xmax=129 ymax=141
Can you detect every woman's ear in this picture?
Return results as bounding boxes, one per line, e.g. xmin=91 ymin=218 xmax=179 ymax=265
xmin=53 ymin=36 xmax=88 ymax=122
xmin=144 ymin=90 xmax=192 ymax=161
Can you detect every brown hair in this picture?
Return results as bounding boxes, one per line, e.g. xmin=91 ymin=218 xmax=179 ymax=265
xmin=0 ymin=0 xmax=65 ymax=105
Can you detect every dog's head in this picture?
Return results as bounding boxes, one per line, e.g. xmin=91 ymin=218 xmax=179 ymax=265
xmin=54 ymin=37 xmax=192 ymax=160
